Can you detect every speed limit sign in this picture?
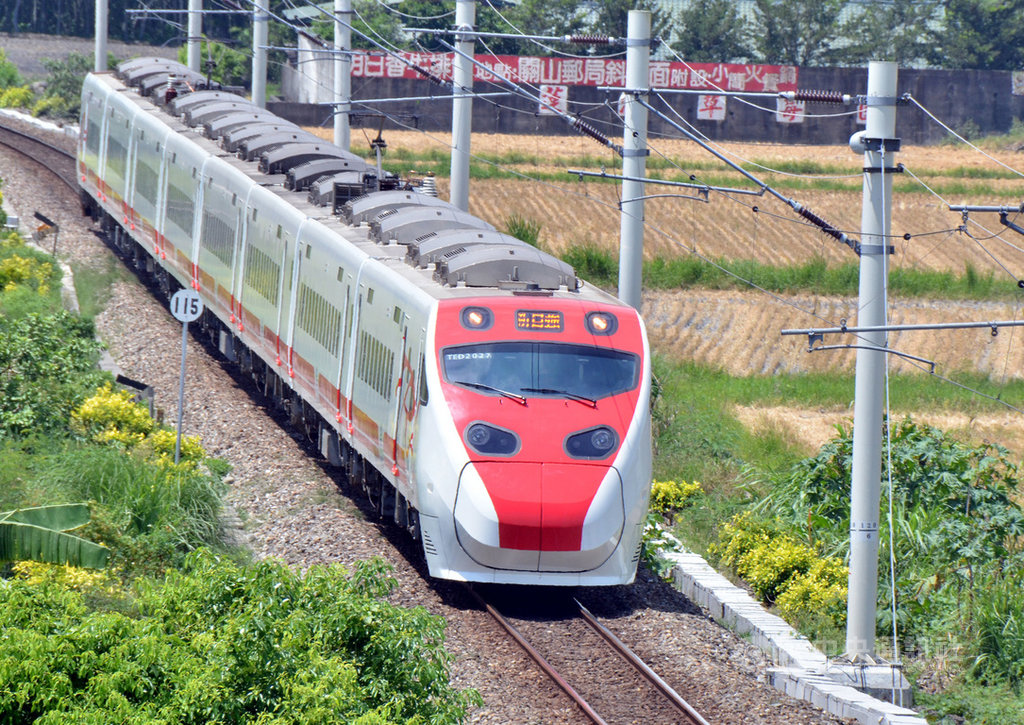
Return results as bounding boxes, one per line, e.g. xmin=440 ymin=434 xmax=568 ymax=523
xmin=170 ymin=288 xmax=204 ymax=323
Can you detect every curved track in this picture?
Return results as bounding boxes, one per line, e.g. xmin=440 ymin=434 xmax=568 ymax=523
xmin=0 ymin=116 xmax=77 ymax=192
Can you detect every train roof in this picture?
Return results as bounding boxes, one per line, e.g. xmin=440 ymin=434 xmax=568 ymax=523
xmin=92 ymin=63 xmax=622 ymax=303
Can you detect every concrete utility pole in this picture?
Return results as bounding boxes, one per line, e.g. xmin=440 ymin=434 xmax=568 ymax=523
xmin=187 ymin=0 xmax=202 ymax=72
xmin=333 ymin=0 xmax=352 ymax=150
xmin=94 ymin=0 xmax=108 ymax=71
xmin=618 ymin=10 xmax=650 ymax=311
xmin=845 ymin=60 xmax=898 ymax=659
xmin=450 ymin=0 xmax=475 ymax=212
xmin=252 ymin=1 xmax=269 ymax=107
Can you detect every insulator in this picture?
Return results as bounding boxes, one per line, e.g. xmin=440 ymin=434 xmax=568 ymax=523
xmin=411 ymin=64 xmax=445 ymax=86
xmin=572 ymin=117 xmax=611 ymax=147
xmin=797 ymin=205 xmax=846 ymax=242
xmin=569 ymin=35 xmax=611 ymax=44
xmin=785 ymin=89 xmax=850 ymax=105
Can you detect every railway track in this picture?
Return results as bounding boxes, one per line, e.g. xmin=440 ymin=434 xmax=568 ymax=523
xmin=0 ymin=115 xmax=78 ymax=192
xmin=471 ymin=587 xmax=712 ymax=725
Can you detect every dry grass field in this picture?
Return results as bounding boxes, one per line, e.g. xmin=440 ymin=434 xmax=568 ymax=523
xmin=316 ymin=127 xmax=1024 ymax=454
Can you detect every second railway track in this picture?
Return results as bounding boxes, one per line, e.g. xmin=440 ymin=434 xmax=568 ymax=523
xmin=0 ymin=115 xmax=77 ymax=191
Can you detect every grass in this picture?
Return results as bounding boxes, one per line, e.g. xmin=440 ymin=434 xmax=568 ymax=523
xmin=380 ymin=144 xmax=1024 ymax=197
xmin=651 ymin=352 xmax=1024 ymax=721
xmin=72 ymin=256 xmax=128 ymax=322
xmin=564 ymin=244 xmax=1024 ymax=301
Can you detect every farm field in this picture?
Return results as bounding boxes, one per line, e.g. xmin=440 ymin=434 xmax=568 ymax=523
xmin=313 ymin=127 xmax=1024 ymax=456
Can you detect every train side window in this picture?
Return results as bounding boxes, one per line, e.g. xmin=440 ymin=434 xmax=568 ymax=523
xmin=367 ymin=288 xmax=374 ymax=304
xmin=418 ymin=354 xmax=428 ymax=406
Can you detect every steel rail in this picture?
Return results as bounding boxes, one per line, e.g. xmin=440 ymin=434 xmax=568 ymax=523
xmin=0 ymin=118 xmax=78 ymax=193
xmin=576 ymin=600 xmax=712 ymax=725
xmin=468 ymin=588 xmax=608 ymax=725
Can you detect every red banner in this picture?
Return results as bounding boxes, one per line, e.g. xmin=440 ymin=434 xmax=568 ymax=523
xmin=350 ymin=52 xmax=798 ymax=93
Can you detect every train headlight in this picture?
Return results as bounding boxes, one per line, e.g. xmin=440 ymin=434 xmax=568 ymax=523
xmin=565 ymin=426 xmax=619 ymax=460
xmin=585 ymin=311 xmax=618 ymax=336
xmin=461 ymin=306 xmax=493 ymax=330
xmin=465 ymin=422 xmax=520 ymax=456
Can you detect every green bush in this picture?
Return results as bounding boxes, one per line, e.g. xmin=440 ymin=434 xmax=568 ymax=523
xmin=504 ymin=213 xmax=542 ymax=247
xmin=40 ymin=444 xmax=226 ymax=576
xmin=714 ymin=511 xmax=848 ymax=624
xmin=0 ymin=551 xmax=477 ymax=723
xmin=0 ymin=312 xmax=107 ymax=438
xmin=561 ymin=243 xmax=617 ymax=286
xmin=0 ymin=86 xmax=33 ymax=109
xmin=0 ymin=49 xmax=22 ymax=89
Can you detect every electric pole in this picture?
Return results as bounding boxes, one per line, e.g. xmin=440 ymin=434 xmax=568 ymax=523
xmin=618 ymin=9 xmax=650 ymax=311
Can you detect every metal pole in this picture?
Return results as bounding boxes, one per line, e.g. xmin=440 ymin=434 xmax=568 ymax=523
xmin=187 ymin=0 xmax=201 ymax=73
xmin=334 ymin=0 xmax=352 ymax=150
xmin=94 ymin=0 xmax=108 ymax=72
xmin=845 ymin=60 xmax=898 ymax=658
xmin=252 ymin=1 xmax=269 ymax=107
xmin=450 ymin=0 xmax=475 ymax=211
xmin=618 ymin=10 xmax=650 ymax=311
xmin=174 ymin=320 xmax=189 ymax=465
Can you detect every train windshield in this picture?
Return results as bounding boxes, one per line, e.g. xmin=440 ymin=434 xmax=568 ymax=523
xmin=442 ymin=342 xmax=640 ymax=401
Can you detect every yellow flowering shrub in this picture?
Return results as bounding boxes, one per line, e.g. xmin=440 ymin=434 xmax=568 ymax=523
xmin=776 ymin=557 xmax=848 ymax=626
xmin=714 ymin=510 xmax=847 ymax=623
xmin=735 ymin=535 xmax=816 ymax=602
xmin=0 ymin=85 xmax=32 ymax=108
xmin=649 ymin=479 xmax=703 ymax=514
xmin=71 ymin=383 xmax=207 ymax=468
xmin=0 ymin=254 xmax=52 ymax=294
xmin=71 ymin=383 xmax=155 ymax=443
xmin=141 ymin=427 xmax=207 ymax=470
xmin=11 ymin=561 xmax=122 ymax=597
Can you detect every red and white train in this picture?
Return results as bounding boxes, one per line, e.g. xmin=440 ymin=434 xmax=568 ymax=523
xmin=78 ymin=58 xmax=652 ymax=586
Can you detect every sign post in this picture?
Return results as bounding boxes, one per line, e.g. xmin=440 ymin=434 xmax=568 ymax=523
xmin=169 ymin=288 xmax=204 ymax=464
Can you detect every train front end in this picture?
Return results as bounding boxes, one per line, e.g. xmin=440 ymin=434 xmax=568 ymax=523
xmin=414 ymin=296 xmax=652 ymax=586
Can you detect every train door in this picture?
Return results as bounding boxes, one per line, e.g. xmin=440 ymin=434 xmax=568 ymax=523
xmin=283 ymin=219 xmax=312 ymax=380
xmin=389 ymin=319 xmax=409 ymax=475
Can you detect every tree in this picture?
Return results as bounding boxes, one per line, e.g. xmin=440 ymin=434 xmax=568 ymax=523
xmin=927 ymin=0 xmax=1024 ymax=70
xmin=0 ymin=504 xmax=109 ymax=569
xmin=833 ymin=0 xmax=941 ymax=68
xmin=747 ymin=0 xmax=844 ymax=66
xmin=671 ymin=0 xmax=752 ymax=63
xmin=585 ymin=0 xmax=674 ymax=45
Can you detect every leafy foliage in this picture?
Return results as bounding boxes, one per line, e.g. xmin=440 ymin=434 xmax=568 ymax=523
xmin=0 ymin=49 xmax=23 ymax=88
xmin=747 ymin=0 xmax=845 ymax=66
xmin=0 ymin=504 xmax=109 ymax=569
xmin=927 ymin=0 xmax=1024 ymax=70
xmin=176 ymin=41 xmax=251 ymax=88
xmin=671 ymin=0 xmax=751 ymax=63
xmin=833 ymin=0 xmax=940 ymax=67
xmin=649 ymin=479 xmax=703 ymax=515
xmin=0 ymin=311 xmax=106 ymax=439
xmin=0 ymin=551 xmax=477 ymax=723
xmin=0 ymin=85 xmax=32 ymax=109
xmin=713 ymin=511 xmax=848 ymax=626
xmin=503 ymin=212 xmax=541 ymax=247
xmin=37 ymin=53 xmax=92 ymax=119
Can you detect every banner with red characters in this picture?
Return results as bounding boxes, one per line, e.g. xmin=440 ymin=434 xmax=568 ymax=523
xmin=350 ymin=52 xmax=798 ymax=95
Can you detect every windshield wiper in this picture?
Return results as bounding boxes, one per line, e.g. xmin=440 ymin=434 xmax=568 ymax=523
xmin=521 ymin=387 xmax=597 ymax=408
xmin=452 ymin=380 xmax=527 ymax=404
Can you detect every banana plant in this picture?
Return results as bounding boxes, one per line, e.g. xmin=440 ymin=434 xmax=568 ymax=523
xmin=0 ymin=504 xmax=109 ymax=569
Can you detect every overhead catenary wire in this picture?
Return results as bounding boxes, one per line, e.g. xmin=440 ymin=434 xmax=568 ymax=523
xmin=244 ymin=0 xmax=1024 ymax=414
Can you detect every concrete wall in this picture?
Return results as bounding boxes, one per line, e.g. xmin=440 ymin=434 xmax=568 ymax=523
xmin=275 ymin=64 xmax=1024 ymax=146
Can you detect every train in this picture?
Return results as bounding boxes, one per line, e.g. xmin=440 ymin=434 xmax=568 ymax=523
xmin=78 ymin=57 xmax=652 ymax=586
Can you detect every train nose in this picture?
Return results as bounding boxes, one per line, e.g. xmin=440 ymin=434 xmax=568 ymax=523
xmin=454 ymin=462 xmax=624 ymax=572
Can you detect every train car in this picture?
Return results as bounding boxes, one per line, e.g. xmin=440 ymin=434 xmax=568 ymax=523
xmin=78 ymin=58 xmax=652 ymax=586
